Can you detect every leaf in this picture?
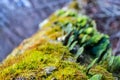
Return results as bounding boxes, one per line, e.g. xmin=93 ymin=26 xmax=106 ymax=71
xmin=67 ymin=35 xmax=75 ymax=47
xmin=77 ymin=16 xmax=88 ymax=27
xmin=91 ymin=36 xmax=110 ymax=57
xmin=86 ymin=58 xmax=98 ymax=73
xmin=75 ymin=47 xmax=84 ymax=59
xmin=69 ymin=41 xmax=78 ymax=50
xmin=81 ymin=35 xmax=88 ymax=43
xmin=110 ymin=56 xmax=120 ymax=73
xmin=91 ymin=33 xmax=103 ymax=44
xmin=64 ymin=23 xmax=73 ymax=33
xmin=78 ymin=29 xmax=84 ymax=34
xmin=83 ymin=33 xmax=103 ymax=47
xmin=84 ymin=27 xmax=93 ymax=34
xmin=108 ymin=56 xmax=114 ymax=67
xmin=99 ymin=48 xmax=112 ymax=64
xmin=89 ymin=74 xmax=103 ymax=80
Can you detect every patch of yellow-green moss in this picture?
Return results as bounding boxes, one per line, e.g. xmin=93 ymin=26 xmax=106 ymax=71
xmin=0 ymin=43 xmax=87 ymax=79
xmin=45 ymin=26 xmax=63 ymax=40
xmin=0 ymin=42 xmax=114 ymax=79
xmin=89 ymin=65 xmax=115 ymax=80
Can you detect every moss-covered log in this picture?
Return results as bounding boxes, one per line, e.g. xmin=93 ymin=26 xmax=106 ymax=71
xmin=0 ymin=9 xmax=119 ymax=80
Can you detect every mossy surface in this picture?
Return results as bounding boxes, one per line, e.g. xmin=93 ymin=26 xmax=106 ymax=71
xmin=0 ymin=43 xmax=87 ymax=79
xmin=0 ymin=9 xmax=118 ymax=80
xmin=0 ymin=42 xmax=114 ymax=80
xmin=89 ymin=65 xmax=114 ymax=80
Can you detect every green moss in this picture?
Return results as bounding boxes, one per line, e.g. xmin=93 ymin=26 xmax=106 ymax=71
xmin=47 ymin=62 xmax=88 ymax=80
xmin=89 ymin=74 xmax=103 ymax=80
xmin=0 ymin=43 xmax=87 ymax=79
xmin=45 ymin=26 xmax=63 ymax=40
xmin=89 ymin=65 xmax=115 ymax=80
xmin=0 ymin=9 xmax=117 ymax=79
xmin=0 ymin=42 xmax=114 ymax=80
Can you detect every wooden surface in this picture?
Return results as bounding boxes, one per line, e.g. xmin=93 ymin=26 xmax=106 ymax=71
xmin=0 ymin=0 xmax=71 ymax=61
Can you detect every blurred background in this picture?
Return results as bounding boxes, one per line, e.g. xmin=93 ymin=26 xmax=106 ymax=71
xmin=0 ymin=0 xmax=71 ymax=61
xmin=0 ymin=0 xmax=120 ymax=61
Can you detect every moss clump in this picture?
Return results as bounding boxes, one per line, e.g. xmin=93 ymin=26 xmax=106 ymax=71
xmin=89 ymin=65 xmax=114 ymax=80
xmin=0 ymin=43 xmax=87 ymax=79
xmin=0 ymin=42 xmax=114 ymax=80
